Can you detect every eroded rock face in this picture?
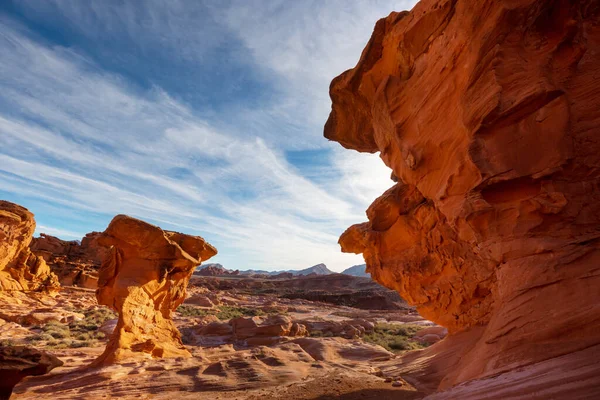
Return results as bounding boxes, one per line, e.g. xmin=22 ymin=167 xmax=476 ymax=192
xmin=326 ymin=0 xmax=600 ymax=391
xmin=31 ymin=232 xmax=106 ymax=289
xmin=0 ymin=201 xmax=60 ymax=293
xmin=93 ymin=215 xmax=217 ymax=364
xmin=0 ymin=345 xmax=63 ymax=400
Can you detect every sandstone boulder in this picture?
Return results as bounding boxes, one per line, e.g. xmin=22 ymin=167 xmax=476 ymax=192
xmin=299 ymin=318 xmax=374 ymax=339
xmin=92 ymin=215 xmax=217 ymax=365
xmin=185 ymin=294 xmax=215 ymax=308
xmin=413 ymin=326 xmax=448 ymax=345
xmin=325 ymin=0 xmax=600 ymax=393
xmin=0 ymin=201 xmax=59 ymax=293
xmin=231 ymin=315 xmax=294 ymax=340
xmin=198 ymin=321 xmax=234 ymax=336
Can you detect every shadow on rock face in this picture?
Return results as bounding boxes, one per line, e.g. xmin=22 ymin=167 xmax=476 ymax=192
xmin=0 ymin=345 xmax=63 ymax=400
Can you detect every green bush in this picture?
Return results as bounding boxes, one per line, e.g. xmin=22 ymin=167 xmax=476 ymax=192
xmin=217 ymin=306 xmax=264 ymax=320
xmin=177 ymin=305 xmax=212 ymax=317
xmin=362 ymin=323 xmax=426 ymax=353
xmin=26 ymin=333 xmax=54 ymax=342
xmin=43 ymin=320 xmax=70 ymax=339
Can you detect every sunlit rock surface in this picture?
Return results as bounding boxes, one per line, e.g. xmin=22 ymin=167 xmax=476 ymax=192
xmin=31 ymin=233 xmax=106 ymax=289
xmin=93 ymin=215 xmax=217 ymax=365
xmin=326 ymin=0 xmax=600 ymax=395
xmin=0 ymin=201 xmax=60 ymax=293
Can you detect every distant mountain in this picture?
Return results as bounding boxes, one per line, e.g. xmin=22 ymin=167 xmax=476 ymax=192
xmin=203 ymin=263 xmax=334 ymax=276
xmin=341 ymin=264 xmax=370 ymax=278
xmin=238 ymin=269 xmax=271 ymax=276
xmin=291 ymin=263 xmax=333 ymax=276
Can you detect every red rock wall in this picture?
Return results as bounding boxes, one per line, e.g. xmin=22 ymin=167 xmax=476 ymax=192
xmin=326 ymin=0 xmax=600 ymax=390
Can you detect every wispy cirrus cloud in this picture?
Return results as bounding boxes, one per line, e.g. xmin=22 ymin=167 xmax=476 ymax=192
xmin=0 ymin=1 xmax=417 ymax=271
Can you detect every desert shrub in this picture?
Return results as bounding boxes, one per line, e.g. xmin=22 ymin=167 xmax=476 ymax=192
xmin=388 ymin=337 xmax=416 ymax=351
xmin=43 ymin=320 xmax=70 ymax=339
xmin=362 ymin=323 xmax=425 ymax=353
xmin=46 ymin=339 xmax=72 ymax=349
xmin=177 ymin=305 xmax=212 ymax=317
xmin=45 ymin=338 xmax=97 ymax=349
xmin=69 ymin=340 xmax=95 ymax=348
xmin=82 ymin=307 xmax=117 ymax=325
xmin=216 ymin=306 xmax=265 ymax=320
xmin=68 ymin=306 xmax=115 ymax=342
xmin=28 ymin=307 xmax=116 ymax=349
xmin=26 ymin=333 xmax=55 ymax=342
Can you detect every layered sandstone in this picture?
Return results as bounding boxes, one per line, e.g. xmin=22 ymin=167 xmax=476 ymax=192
xmin=31 ymin=232 xmax=106 ymax=289
xmin=326 ymin=0 xmax=600 ymax=394
xmin=93 ymin=215 xmax=217 ymax=364
xmin=0 ymin=201 xmax=59 ymax=293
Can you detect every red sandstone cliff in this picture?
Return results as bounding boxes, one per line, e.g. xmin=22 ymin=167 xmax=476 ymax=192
xmin=326 ymin=0 xmax=600 ymax=396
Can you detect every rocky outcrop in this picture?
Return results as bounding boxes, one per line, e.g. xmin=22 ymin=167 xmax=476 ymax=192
xmin=326 ymin=0 xmax=600 ymax=394
xmin=31 ymin=232 xmax=106 ymax=289
xmin=231 ymin=315 xmax=308 ymax=346
xmin=194 ymin=265 xmax=239 ymax=277
xmin=183 ymin=314 xmax=308 ymax=347
xmin=93 ymin=215 xmax=217 ymax=365
xmin=0 ymin=345 xmax=63 ymax=400
xmin=0 ymin=201 xmax=59 ymax=293
xmin=297 ymin=318 xmax=374 ymax=339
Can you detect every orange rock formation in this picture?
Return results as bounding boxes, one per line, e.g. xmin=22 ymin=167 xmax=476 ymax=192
xmin=31 ymin=232 xmax=106 ymax=289
xmin=93 ymin=215 xmax=217 ymax=364
xmin=326 ymin=0 xmax=600 ymax=394
xmin=0 ymin=201 xmax=59 ymax=293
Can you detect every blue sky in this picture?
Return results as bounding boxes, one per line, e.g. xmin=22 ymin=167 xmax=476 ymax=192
xmin=0 ymin=0 xmax=417 ymax=272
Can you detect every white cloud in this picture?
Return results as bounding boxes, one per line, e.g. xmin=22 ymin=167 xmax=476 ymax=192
xmin=0 ymin=2 xmax=414 ymax=271
xmin=36 ymin=226 xmax=84 ymax=240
